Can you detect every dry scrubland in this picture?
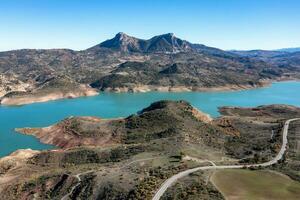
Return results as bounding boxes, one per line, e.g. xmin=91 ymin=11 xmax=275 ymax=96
xmin=1 ymin=100 xmax=300 ymax=199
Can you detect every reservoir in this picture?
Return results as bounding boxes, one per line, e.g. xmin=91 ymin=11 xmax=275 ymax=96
xmin=0 ymin=81 xmax=299 ymax=157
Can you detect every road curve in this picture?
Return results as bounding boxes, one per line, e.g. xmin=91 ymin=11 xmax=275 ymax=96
xmin=152 ymin=118 xmax=300 ymax=200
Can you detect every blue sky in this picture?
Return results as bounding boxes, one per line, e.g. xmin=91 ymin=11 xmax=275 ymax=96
xmin=1 ymin=0 xmax=300 ymax=51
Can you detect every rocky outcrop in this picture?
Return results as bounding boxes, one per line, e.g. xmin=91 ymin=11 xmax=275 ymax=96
xmin=0 ymin=149 xmax=39 ymax=175
xmin=0 ymin=73 xmax=33 ymax=98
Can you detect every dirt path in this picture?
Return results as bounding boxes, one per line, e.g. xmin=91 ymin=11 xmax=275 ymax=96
xmin=61 ymin=157 xmax=162 ymax=200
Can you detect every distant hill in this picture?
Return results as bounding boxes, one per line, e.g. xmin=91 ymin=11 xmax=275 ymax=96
xmin=230 ymin=50 xmax=288 ymax=58
xmin=276 ymin=47 xmax=300 ymax=53
xmin=230 ymin=49 xmax=300 ymax=70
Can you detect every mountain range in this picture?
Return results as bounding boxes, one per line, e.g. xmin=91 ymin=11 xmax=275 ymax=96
xmin=0 ymin=32 xmax=300 ymax=105
xmin=277 ymin=47 xmax=300 ymax=53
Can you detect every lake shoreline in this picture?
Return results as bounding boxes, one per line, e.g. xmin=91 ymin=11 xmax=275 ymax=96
xmin=0 ymin=85 xmax=99 ymax=106
xmin=2 ymin=77 xmax=299 ymax=107
xmin=0 ymin=81 xmax=275 ymax=106
xmin=1 ymin=81 xmax=300 ymax=158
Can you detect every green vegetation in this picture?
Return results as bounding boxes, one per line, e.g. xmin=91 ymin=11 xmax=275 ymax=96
xmin=211 ymin=169 xmax=300 ymax=200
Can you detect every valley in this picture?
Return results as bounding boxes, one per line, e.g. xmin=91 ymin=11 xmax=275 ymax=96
xmin=2 ymin=1 xmax=300 ymax=199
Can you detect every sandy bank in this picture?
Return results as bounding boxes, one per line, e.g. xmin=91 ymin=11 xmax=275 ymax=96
xmin=102 ymin=81 xmax=271 ymax=93
xmin=0 ymin=85 xmax=99 ymax=106
xmin=0 ymin=80 xmax=276 ymax=106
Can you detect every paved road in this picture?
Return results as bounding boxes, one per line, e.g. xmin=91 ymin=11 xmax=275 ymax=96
xmin=152 ymin=118 xmax=300 ymax=200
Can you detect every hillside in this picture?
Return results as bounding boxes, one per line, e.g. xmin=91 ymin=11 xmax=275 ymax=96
xmin=1 ymin=100 xmax=227 ymax=199
xmin=231 ymin=50 xmax=300 ymax=78
xmin=276 ymin=47 xmax=300 ymax=53
xmin=1 ymin=100 xmax=300 ymax=199
xmin=1 ymin=33 xmax=299 ymax=105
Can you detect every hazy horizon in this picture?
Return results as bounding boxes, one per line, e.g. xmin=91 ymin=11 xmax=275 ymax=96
xmin=1 ymin=0 xmax=300 ymax=51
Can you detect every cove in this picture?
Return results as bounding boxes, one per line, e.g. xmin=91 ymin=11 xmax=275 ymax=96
xmin=0 ymin=81 xmax=300 ymax=157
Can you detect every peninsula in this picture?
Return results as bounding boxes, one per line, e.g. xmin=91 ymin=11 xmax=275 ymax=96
xmin=1 ymin=100 xmax=300 ymax=199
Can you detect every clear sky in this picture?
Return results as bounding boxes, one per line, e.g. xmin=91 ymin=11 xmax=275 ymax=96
xmin=1 ymin=0 xmax=300 ymax=51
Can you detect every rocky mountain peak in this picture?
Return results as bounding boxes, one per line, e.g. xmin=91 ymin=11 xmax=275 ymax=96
xmin=114 ymin=32 xmax=131 ymax=41
xmin=88 ymin=32 xmax=226 ymax=54
xmin=147 ymin=33 xmax=191 ymax=53
xmin=97 ymin=32 xmax=142 ymax=52
xmin=161 ymin=33 xmax=175 ymax=39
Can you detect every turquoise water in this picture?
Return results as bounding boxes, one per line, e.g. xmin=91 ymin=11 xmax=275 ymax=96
xmin=0 ymin=81 xmax=300 ymax=157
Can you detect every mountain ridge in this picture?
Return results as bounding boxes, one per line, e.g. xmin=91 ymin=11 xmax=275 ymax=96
xmin=88 ymin=32 xmax=238 ymax=58
xmin=276 ymin=47 xmax=300 ymax=53
xmin=1 ymin=32 xmax=300 ymax=105
xmin=88 ymin=32 xmax=217 ymax=54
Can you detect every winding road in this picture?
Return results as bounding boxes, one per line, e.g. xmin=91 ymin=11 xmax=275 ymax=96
xmin=152 ymin=118 xmax=300 ymax=200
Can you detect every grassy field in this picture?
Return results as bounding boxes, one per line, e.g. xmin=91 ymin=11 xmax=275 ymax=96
xmin=211 ymin=169 xmax=300 ymax=200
